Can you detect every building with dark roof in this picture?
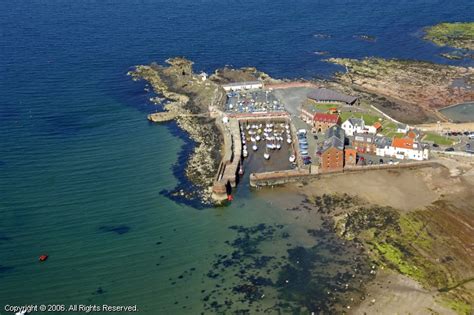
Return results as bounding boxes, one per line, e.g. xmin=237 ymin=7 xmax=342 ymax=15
xmin=352 ymin=132 xmax=376 ymax=153
xmin=320 ymin=125 xmax=345 ymax=172
xmin=308 ymin=88 xmax=358 ymax=105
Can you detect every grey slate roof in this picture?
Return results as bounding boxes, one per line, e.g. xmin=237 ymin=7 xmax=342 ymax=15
xmin=397 ymin=123 xmax=408 ymax=130
xmin=348 ymin=117 xmax=364 ymax=127
xmin=374 ymin=136 xmax=392 ymax=148
xmin=353 ymin=132 xmax=375 ymax=143
xmin=322 ymin=125 xmax=345 ymax=153
xmin=308 ymin=88 xmax=358 ymax=105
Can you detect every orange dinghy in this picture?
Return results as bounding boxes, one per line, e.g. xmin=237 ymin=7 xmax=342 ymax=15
xmin=39 ymin=254 xmax=48 ymax=262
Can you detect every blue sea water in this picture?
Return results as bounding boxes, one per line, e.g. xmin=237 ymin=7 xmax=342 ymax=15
xmin=0 ymin=0 xmax=473 ymax=313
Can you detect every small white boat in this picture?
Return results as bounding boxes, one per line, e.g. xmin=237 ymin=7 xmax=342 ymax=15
xmin=255 ymin=135 xmax=261 ymax=141
xmin=289 ymin=155 xmax=296 ymax=163
xmin=264 ymin=152 xmax=270 ymax=160
xmin=252 ymin=144 xmax=258 ymax=151
xmin=242 ymin=139 xmax=246 ymax=145
xmin=246 ymin=125 xmax=251 ymax=130
xmin=285 ymin=124 xmax=290 ymax=129
xmin=250 ymin=136 xmax=256 ymax=142
xmin=287 ymin=138 xmax=292 ymax=144
xmin=243 ymin=150 xmax=248 ymax=158
xmin=276 ymin=143 xmax=281 ymax=150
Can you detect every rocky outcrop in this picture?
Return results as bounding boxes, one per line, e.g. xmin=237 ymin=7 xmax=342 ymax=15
xmin=128 ymin=58 xmax=224 ymax=203
xmin=424 ymin=22 xmax=474 ymax=50
xmin=327 ymin=57 xmax=474 ymax=124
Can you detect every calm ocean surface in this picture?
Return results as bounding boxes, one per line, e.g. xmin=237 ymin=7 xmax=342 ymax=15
xmin=0 ymin=1 xmax=472 ymax=313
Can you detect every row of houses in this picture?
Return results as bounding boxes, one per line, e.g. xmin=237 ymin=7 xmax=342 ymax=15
xmin=319 ymin=125 xmax=430 ymax=172
xmin=352 ymin=132 xmax=429 ymax=161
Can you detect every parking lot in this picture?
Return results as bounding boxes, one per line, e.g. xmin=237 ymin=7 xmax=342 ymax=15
xmin=225 ymin=90 xmax=285 ymax=114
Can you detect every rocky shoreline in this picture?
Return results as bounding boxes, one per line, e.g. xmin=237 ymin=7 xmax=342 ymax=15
xmin=424 ymin=22 xmax=474 ymax=50
xmin=129 ymin=58 xmax=223 ymax=203
xmin=128 ymin=58 xmax=278 ymax=204
xmin=327 ymin=57 xmax=474 ymax=124
xmin=290 ymin=161 xmax=474 ymax=314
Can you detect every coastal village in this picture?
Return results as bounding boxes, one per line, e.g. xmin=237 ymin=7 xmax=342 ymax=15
xmin=130 ymin=58 xmax=473 ymax=204
xmin=212 ymin=80 xmax=439 ymax=202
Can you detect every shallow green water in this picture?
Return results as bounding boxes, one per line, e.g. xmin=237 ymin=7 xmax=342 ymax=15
xmin=439 ymin=102 xmax=474 ymax=122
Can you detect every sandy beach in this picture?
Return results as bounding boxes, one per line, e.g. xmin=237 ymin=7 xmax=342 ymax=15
xmin=283 ymin=157 xmax=474 ymax=314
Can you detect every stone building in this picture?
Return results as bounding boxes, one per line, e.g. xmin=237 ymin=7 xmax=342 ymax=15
xmin=320 ymin=125 xmax=345 ymax=172
xmin=352 ymin=132 xmax=376 ymax=153
xmin=313 ymin=113 xmax=341 ymax=133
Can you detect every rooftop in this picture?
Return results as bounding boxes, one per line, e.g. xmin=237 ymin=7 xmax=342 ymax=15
xmin=392 ymin=137 xmax=414 ymax=150
xmin=308 ymin=88 xmax=358 ymax=104
xmin=314 ymin=112 xmax=340 ymax=123
xmin=322 ymin=125 xmax=345 ymax=152
xmin=346 ymin=117 xmax=364 ymax=127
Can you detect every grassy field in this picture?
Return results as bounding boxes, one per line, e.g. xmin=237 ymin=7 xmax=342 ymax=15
xmin=314 ymin=103 xmax=340 ymax=111
xmin=339 ymin=112 xmax=381 ymax=125
xmin=422 ymin=132 xmax=455 ymax=146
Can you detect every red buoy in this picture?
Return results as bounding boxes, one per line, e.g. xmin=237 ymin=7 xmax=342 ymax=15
xmin=39 ymin=254 xmax=48 ymax=262
xmin=227 ymin=195 xmax=233 ymax=201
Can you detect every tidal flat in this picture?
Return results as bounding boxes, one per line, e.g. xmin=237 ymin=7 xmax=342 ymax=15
xmin=284 ymin=159 xmax=474 ymax=314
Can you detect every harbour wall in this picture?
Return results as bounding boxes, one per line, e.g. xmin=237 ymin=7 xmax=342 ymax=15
xmin=250 ymin=161 xmax=440 ymax=187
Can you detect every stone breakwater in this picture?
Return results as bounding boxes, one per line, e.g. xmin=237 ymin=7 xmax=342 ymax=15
xmin=128 ymin=58 xmax=224 ymax=203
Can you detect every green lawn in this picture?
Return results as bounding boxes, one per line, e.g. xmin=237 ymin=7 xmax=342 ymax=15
xmin=314 ymin=103 xmax=340 ymax=111
xmin=422 ymin=133 xmax=455 ymax=146
xmin=339 ymin=112 xmax=382 ymax=125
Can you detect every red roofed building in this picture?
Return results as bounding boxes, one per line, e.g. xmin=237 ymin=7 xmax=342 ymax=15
xmin=373 ymin=122 xmax=382 ymax=131
xmin=313 ymin=113 xmax=341 ymax=133
xmin=391 ymin=137 xmax=414 ymax=150
xmin=380 ymin=137 xmax=429 ymax=160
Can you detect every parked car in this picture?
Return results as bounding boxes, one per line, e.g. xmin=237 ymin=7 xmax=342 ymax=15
xmin=445 ymin=147 xmax=455 ymax=152
xmin=389 ymin=159 xmax=394 ymax=165
xmin=299 ymin=143 xmax=309 ymax=150
xmin=368 ymin=160 xmax=373 ymax=165
xmin=432 ymin=143 xmax=439 ymax=148
xmin=379 ymin=159 xmax=384 ymax=164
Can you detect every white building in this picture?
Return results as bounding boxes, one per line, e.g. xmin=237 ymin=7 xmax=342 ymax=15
xmin=378 ymin=137 xmax=429 ymax=161
xmin=199 ymin=72 xmax=208 ymax=81
xmin=341 ymin=117 xmax=365 ymax=136
xmin=222 ymin=81 xmax=263 ymax=92
xmin=397 ymin=123 xmax=410 ymax=133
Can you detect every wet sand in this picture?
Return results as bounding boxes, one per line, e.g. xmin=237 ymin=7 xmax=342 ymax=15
xmin=289 ymin=167 xmax=444 ymax=212
xmin=352 ymin=269 xmax=456 ymax=315
xmin=283 ymin=160 xmax=474 ymax=314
